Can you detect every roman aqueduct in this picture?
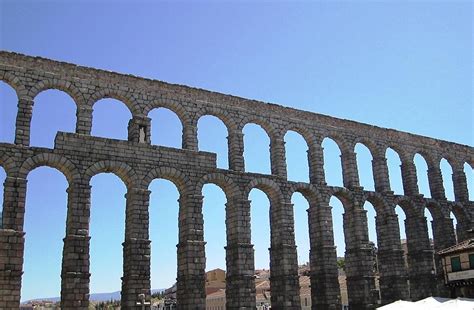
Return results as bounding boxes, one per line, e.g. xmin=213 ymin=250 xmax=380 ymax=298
xmin=0 ymin=51 xmax=473 ymax=309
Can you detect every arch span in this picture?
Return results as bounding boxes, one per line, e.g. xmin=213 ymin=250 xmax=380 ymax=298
xmin=84 ymin=160 xmax=138 ymax=189
xmin=19 ymin=153 xmax=80 ymax=184
xmin=29 ymin=79 xmax=85 ymax=106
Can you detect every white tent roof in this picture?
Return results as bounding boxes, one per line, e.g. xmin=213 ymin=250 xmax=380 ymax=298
xmin=378 ymin=297 xmax=474 ymax=310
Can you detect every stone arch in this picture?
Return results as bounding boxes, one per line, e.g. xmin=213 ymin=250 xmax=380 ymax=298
xmin=327 ymin=187 xmax=354 ymax=211
xmin=283 ymin=125 xmax=317 ymax=147
xmin=196 ymin=113 xmax=230 ymax=169
xmin=89 ymin=88 xmax=140 ymax=116
xmin=196 ymin=108 xmax=238 ymax=132
xmin=413 ymin=150 xmax=437 ymax=169
xmin=0 ymin=71 xmax=28 ymax=99
xmin=450 ymin=203 xmax=471 ymax=226
xmin=354 ymin=141 xmax=375 ymax=191
xmin=84 ymin=160 xmax=138 ymax=189
xmin=239 ymin=116 xmax=276 ymax=138
xmin=464 ymin=162 xmax=474 ymax=200
xmin=244 ymin=177 xmax=283 ymax=204
xmin=413 ymin=152 xmax=431 ymax=197
xmin=288 ymin=183 xmax=320 ymax=205
xmin=0 ymin=152 xmax=18 ymax=177
xmin=148 ymin=106 xmax=184 ymax=148
xmin=143 ymin=97 xmax=190 ymax=126
xmin=142 ymin=167 xmax=189 ymax=195
xmin=196 ymin=173 xmax=241 ymax=200
xmin=364 ymin=192 xmax=392 ymax=214
xmin=384 ymin=146 xmax=404 ymax=194
xmin=394 ymin=197 xmax=420 ymax=218
xmin=386 ymin=144 xmax=410 ymax=163
xmin=321 ymin=136 xmax=344 ymax=187
xmin=19 ymin=153 xmax=80 ymax=184
xmin=352 ymin=137 xmax=379 ymax=158
xmin=440 ymin=157 xmax=455 ymax=200
xmin=321 ymin=132 xmax=351 ymax=154
xmin=284 ymin=128 xmax=312 ymax=183
xmin=424 ymin=200 xmax=445 ymax=221
xmin=29 ymin=79 xmax=85 ymax=107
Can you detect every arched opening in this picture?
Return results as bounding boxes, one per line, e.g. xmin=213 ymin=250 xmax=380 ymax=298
xmin=395 ymin=206 xmax=408 ymax=268
xmin=148 ymin=107 xmax=182 ymax=148
xmin=355 ymin=143 xmax=374 ymax=191
xmin=149 ymin=179 xmax=180 ymax=292
xmin=440 ymin=159 xmax=454 ymax=201
xmin=414 ymin=154 xmax=431 ymax=198
xmin=92 ymin=98 xmax=132 ymax=140
xmin=30 ymin=89 xmax=76 ymax=148
xmin=363 ymin=201 xmax=378 ymax=251
xmin=90 ymin=173 xmax=127 ymax=296
xmin=329 ymin=196 xmax=347 ymax=307
xmin=249 ymin=188 xmax=271 ymax=303
xmin=291 ymin=192 xmax=310 ymax=265
xmin=449 ymin=211 xmax=458 ymax=243
xmin=198 ymin=115 xmax=229 ymax=169
xmin=285 ymin=131 xmax=309 ymax=183
xmin=243 ymin=124 xmax=271 ymax=174
xmin=0 ymin=166 xmax=5 ymax=228
xmin=322 ymin=138 xmax=343 ymax=187
xmin=386 ymin=148 xmax=404 ymax=195
xmin=464 ymin=163 xmax=474 ymax=201
xmin=22 ymin=167 xmax=68 ymax=303
xmin=424 ymin=208 xmax=434 ymax=247
xmin=0 ymin=81 xmax=18 ymax=143
xmin=202 ymin=183 xmax=227 ymax=298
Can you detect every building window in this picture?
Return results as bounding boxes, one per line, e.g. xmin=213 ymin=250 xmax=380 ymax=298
xmin=305 ymin=297 xmax=308 ymax=306
xmin=451 ymin=256 xmax=462 ymax=272
xmin=469 ymin=254 xmax=474 ymax=269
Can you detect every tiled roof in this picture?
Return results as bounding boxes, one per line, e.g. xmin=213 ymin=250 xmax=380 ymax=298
xmin=207 ymin=289 xmax=226 ymax=299
xmin=438 ymin=239 xmax=474 ymax=255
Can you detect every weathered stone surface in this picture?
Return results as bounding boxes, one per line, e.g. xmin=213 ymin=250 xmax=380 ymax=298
xmin=0 ymin=51 xmax=472 ymax=309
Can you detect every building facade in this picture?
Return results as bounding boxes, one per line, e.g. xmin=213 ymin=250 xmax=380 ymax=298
xmin=438 ymin=238 xmax=474 ymax=298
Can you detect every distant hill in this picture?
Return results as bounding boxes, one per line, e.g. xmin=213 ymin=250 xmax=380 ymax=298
xmin=23 ymin=289 xmax=165 ymax=304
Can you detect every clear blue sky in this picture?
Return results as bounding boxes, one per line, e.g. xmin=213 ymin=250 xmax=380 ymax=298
xmin=0 ymin=0 xmax=472 ymax=301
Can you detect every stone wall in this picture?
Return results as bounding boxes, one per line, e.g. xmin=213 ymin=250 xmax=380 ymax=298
xmin=0 ymin=51 xmax=472 ymax=309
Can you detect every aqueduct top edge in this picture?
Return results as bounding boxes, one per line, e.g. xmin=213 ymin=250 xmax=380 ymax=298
xmin=0 ymin=50 xmax=472 ymax=164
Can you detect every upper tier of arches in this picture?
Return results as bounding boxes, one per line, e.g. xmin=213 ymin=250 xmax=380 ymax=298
xmin=0 ymin=53 xmax=472 ymax=204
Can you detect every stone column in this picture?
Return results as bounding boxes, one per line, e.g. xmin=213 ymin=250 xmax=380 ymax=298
xmin=455 ymin=216 xmax=471 ymax=243
xmin=308 ymin=143 xmax=326 ymax=185
xmin=372 ymin=156 xmax=391 ymax=192
xmin=176 ymin=194 xmax=206 ymax=309
xmin=343 ymin=206 xmax=378 ymax=309
xmin=375 ymin=211 xmax=409 ymax=304
xmin=76 ymin=106 xmax=93 ymax=135
xmin=452 ymin=162 xmax=469 ymax=202
xmin=404 ymin=211 xmax=436 ymax=300
xmin=15 ymin=98 xmax=33 ymax=146
xmin=431 ymin=213 xmax=456 ymax=297
xmin=121 ymin=188 xmax=152 ymax=309
xmin=400 ymin=160 xmax=419 ymax=196
xmin=269 ymin=202 xmax=300 ymax=309
xmin=225 ymin=198 xmax=255 ymax=309
xmin=270 ymin=135 xmax=287 ymax=179
xmin=61 ymin=181 xmax=91 ymax=310
xmin=227 ymin=130 xmax=245 ymax=172
xmin=0 ymin=177 xmax=27 ymax=309
xmin=128 ymin=116 xmax=151 ymax=144
xmin=427 ymin=164 xmax=446 ymax=200
xmin=182 ymin=121 xmax=198 ymax=151
xmin=308 ymin=200 xmax=341 ymax=309
xmin=341 ymin=151 xmax=360 ymax=189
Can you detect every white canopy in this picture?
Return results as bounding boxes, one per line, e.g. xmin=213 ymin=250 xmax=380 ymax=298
xmin=378 ymin=297 xmax=474 ymax=310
